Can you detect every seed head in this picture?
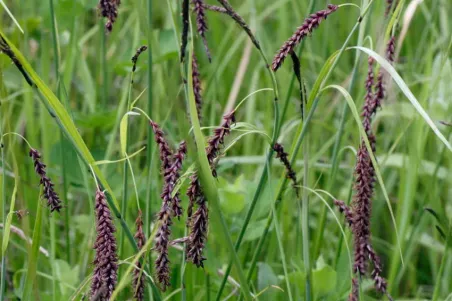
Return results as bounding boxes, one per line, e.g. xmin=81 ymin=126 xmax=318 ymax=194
xmin=273 ymin=143 xmax=298 ymax=197
xmin=29 ymin=148 xmax=63 ymax=213
xmin=186 ymin=196 xmax=208 ymax=267
xmin=132 ymin=210 xmax=146 ymax=301
xmin=90 ymin=189 xmax=118 ymax=301
xmin=131 ymin=45 xmax=148 ymax=72
xmin=272 ymin=4 xmax=338 ymax=71
xmin=206 ymin=111 xmax=235 ymax=176
xmin=192 ymin=53 xmax=203 ymax=121
xmin=192 ymin=0 xmax=211 ymax=61
xmin=352 ymin=144 xmax=374 ymax=275
xmin=181 ymin=0 xmax=190 ymax=62
xmin=98 ymin=0 xmax=121 ymax=32
xmin=334 ymin=200 xmax=354 ymax=227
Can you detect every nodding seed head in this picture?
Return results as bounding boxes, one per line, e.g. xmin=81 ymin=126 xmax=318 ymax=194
xmin=272 ymin=4 xmax=338 ymax=71
xmin=29 ymin=148 xmax=63 ymax=213
xmin=98 ymin=0 xmax=121 ymax=32
xmin=192 ymin=53 xmax=203 ymax=121
xmin=273 ymin=143 xmax=298 ymax=196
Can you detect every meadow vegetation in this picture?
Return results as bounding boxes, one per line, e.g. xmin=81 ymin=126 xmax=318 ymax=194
xmin=0 ymin=0 xmax=451 ymax=300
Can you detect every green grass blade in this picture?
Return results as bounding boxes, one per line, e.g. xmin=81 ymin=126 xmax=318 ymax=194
xmin=186 ymin=38 xmax=252 ymax=300
xmin=352 ymin=46 xmax=452 ymax=152
xmin=323 ymin=84 xmax=404 ymax=267
xmin=0 ymin=0 xmax=24 ymax=33
xmin=22 ymin=191 xmax=44 ymax=300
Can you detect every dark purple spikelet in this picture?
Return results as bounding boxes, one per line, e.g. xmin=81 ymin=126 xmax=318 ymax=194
xmin=131 ymin=45 xmax=148 ymax=73
xmin=349 ymin=278 xmax=359 ymax=301
xmin=361 ymin=57 xmax=377 ymax=152
xmin=334 ymin=200 xmax=354 ymax=227
xmin=90 ymin=189 xmax=118 ymax=301
xmin=367 ymin=245 xmax=392 ymax=300
xmin=273 ymin=143 xmax=298 ymax=196
xmin=29 ymin=148 xmax=63 ymax=213
xmin=192 ymin=53 xmax=203 ymax=121
xmin=150 ymin=121 xmax=176 ymax=291
xmin=272 ymin=4 xmax=338 ymax=71
xmin=168 ymin=141 xmax=187 ymax=219
xmin=186 ymin=196 xmax=208 ymax=267
xmin=351 ymin=144 xmax=374 ymax=276
xmin=206 ymin=111 xmax=235 ymax=176
xmin=202 ymin=3 xmax=227 ymax=14
xmin=373 ymin=36 xmax=397 ymax=111
xmin=192 ymin=0 xmax=211 ymax=61
xmin=187 ymin=174 xmax=200 ymax=221
xmin=181 ymin=0 xmax=190 ymax=62
xmin=386 ymin=36 xmax=396 ymax=65
xmin=98 ymin=0 xmax=121 ymax=32
xmin=154 ymin=196 xmax=172 ymax=291
xmin=150 ymin=121 xmax=174 ymax=173
xmin=132 ymin=210 xmax=146 ymax=301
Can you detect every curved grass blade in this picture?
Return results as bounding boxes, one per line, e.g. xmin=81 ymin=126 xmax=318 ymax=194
xmin=352 ymin=46 xmax=452 ymax=152
xmin=323 ymin=84 xmax=404 ymax=267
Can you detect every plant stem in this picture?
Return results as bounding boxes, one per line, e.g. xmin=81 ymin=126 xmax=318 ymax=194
xmin=0 ymin=122 xmax=6 ymax=300
xmin=302 ymin=93 xmax=311 ymax=300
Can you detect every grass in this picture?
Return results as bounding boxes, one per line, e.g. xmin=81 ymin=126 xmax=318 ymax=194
xmin=0 ymin=0 xmax=451 ymax=300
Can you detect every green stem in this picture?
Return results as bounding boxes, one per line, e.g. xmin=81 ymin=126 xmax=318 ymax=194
xmin=302 ymin=99 xmax=311 ymax=300
xmin=145 ymin=0 xmax=154 ymax=290
xmin=432 ymin=226 xmax=451 ymax=300
xmin=100 ymin=20 xmax=108 ymax=107
xmin=0 ymin=127 xmax=6 ymax=300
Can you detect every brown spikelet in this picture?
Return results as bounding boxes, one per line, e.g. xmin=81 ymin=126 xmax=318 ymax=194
xmin=98 ymin=0 xmax=121 ymax=32
xmin=272 ymin=4 xmax=338 ymax=71
xmin=192 ymin=53 xmax=203 ymax=121
xmin=273 ymin=143 xmax=299 ymax=197
xmin=131 ymin=45 xmax=148 ymax=73
xmin=29 ymin=148 xmax=63 ymax=213
xmin=192 ymin=0 xmax=211 ymax=61
xmin=132 ymin=210 xmax=146 ymax=301
xmin=90 ymin=189 xmax=118 ymax=301
xmin=181 ymin=0 xmax=190 ymax=62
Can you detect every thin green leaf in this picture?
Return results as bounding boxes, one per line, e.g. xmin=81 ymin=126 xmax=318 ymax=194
xmin=22 ymin=191 xmax=43 ymax=300
xmin=1 ymin=176 xmax=17 ymax=255
xmin=0 ymin=0 xmax=24 ymax=33
xmin=323 ymin=84 xmax=404 ymax=267
xmin=352 ymin=46 xmax=452 ymax=152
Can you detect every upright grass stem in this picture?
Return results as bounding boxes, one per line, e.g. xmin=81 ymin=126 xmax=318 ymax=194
xmin=0 ymin=128 xmax=6 ymax=300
